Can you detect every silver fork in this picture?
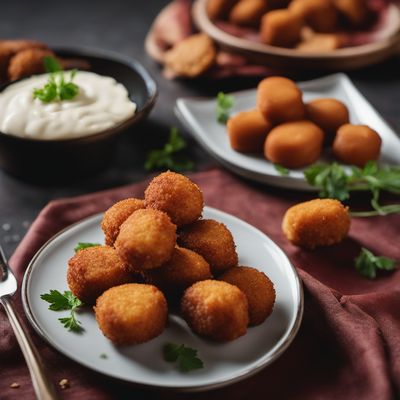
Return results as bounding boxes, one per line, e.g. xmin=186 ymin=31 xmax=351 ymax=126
xmin=0 ymin=246 xmax=60 ymax=400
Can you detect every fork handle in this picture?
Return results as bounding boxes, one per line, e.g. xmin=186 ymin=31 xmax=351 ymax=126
xmin=1 ymin=296 xmax=61 ymax=400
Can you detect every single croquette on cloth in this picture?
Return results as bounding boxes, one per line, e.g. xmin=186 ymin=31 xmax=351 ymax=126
xmin=181 ymin=280 xmax=249 ymax=342
xmin=178 ymin=219 xmax=238 ymax=275
xmin=114 ymin=208 xmax=176 ymax=271
xmin=95 ymin=283 xmax=168 ymax=345
xmin=67 ymin=245 xmax=132 ymax=305
xmin=220 ymin=266 xmax=276 ymax=326
xmin=144 ymin=171 xmax=204 ymax=226
xmin=282 ymin=198 xmax=350 ymax=249
xmin=101 ymin=198 xmax=145 ymax=246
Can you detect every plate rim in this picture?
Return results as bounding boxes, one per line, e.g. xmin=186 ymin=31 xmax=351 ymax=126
xmin=21 ymin=208 xmax=304 ymax=392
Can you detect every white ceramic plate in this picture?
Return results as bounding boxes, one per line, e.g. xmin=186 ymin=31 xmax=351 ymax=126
xmin=175 ymin=73 xmax=400 ymax=191
xmin=22 ymin=207 xmax=303 ymax=392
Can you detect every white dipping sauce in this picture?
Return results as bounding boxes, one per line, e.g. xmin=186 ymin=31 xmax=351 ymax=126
xmin=0 ymin=71 xmax=137 ymax=140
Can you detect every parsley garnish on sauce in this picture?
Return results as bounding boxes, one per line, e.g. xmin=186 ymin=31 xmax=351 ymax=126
xmin=33 ymin=56 xmax=79 ymax=103
xmin=354 ymin=248 xmax=397 ymax=279
xmin=216 ymin=92 xmax=234 ymax=124
xmin=74 ymin=242 xmax=101 ymax=253
xmin=163 ymin=343 xmax=204 ymax=372
xmin=304 ymin=161 xmax=400 ymax=217
xmin=40 ymin=290 xmax=84 ymax=332
xmin=145 ymin=127 xmax=194 ymax=172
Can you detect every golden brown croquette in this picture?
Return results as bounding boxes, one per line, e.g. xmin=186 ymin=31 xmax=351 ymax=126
xmin=332 ymin=124 xmax=382 ymax=167
xmin=144 ymin=246 xmax=212 ymax=294
xmin=220 ymin=266 xmax=275 ymax=325
xmin=101 ymin=198 xmax=145 ymax=246
xmin=181 ymin=280 xmax=249 ymax=341
xmin=282 ymin=198 xmax=350 ymax=249
xmin=95 ymin=284 xmax=168 ymax=345
xmin=178 ymin=219 xmax=238 ymax=275
xmin=145 ymin=171 xmax=204 ymax=227
xmin=8 ymin=48 xmax=56 ymax=81
xmin=229 ymin=0 xmax=268 ymax=27
xmin=115 ymin=209 xmax=177 ymax=271
xmin=257 ymin=76 xmax=305 ymax=124
xmin=67 ymin=246 xmax=132 ymax=304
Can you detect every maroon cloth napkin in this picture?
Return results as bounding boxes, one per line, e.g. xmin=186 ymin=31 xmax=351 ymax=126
xmin=1 ymin=168 xmax=400 ymax=399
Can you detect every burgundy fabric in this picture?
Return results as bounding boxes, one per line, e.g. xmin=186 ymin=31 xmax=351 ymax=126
xmin=145 ymin=0 xmax=400 ymax=79
xmin=1 ymin=168 xmax=400 ymax=400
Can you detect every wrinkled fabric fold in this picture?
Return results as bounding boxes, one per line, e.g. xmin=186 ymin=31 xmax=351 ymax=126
xmin=1 ymin=168 xmax=399 ymax=400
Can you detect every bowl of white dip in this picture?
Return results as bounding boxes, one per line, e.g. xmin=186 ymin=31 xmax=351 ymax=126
xmin=0 ymin=47 xmax=157 ymax=181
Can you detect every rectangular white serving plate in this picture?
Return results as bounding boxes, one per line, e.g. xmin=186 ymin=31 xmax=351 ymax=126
xmin=175 ymin=73 xmax=400 ymax=191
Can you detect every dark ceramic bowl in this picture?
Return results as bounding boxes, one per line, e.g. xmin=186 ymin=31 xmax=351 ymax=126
xmin=0 ymin=46 xmax=157 ymax=182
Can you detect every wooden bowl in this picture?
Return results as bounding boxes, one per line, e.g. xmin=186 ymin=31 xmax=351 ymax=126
xmin=193 ymin=0 xmax=400 ymax=70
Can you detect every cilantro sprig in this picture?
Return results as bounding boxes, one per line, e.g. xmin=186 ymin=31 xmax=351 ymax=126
xmin=274 ymin=164 xmax=290 ymax=176
xmin=40 ymin=290 xmax=84 ymax=332
xmin=163 ymin=343 xmax=204 ymax=372
xmin=355 ymin=248 xmax=397 ymax=279
xmin=33 ymin=56 xmax=79 ymax=103
xmin=145 ymin=127 xmax=194 ymax=172
xmin=216 ymin=92 xmax=234 ymax=124
xmin=304 ymin=161 xmax=400 ymax=217
xmin=74 ymin=242 xmax=101 ymax=253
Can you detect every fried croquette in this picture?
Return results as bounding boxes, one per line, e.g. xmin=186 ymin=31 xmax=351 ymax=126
xmin=227 ymin=109 xmax=272 ymax=152
xmin=101 ymin=198 xmax=145 ymax=246
xmin=296 ymin=32 xmax=343 ymax=52
xmin=178 ymin=219 xmax=238 ymax=275
xmin=145 ymin=171 xmax=204 ymax=226
xmin=220 ymin=266 xmax=275 ymax=326
xmin=8 ymin=48 xmax=55 ymax=81
xmin=229 ymin=0 xmax=268 ymax=27
xmin=257 ymin=77 xmax=305 ymax=124
xmin=289 ymin=0 xmax=338 ymax=33
xmin=332 ymin=124 xmax=382 ymax=167
xmin=260 ymin=9 xmax=303 ymax=48
xmin=67 ymin=246 xmax=132 ymax=304
xmin=264 ymin=120 xmax=324 ymax=168
xmin=144 ymin=246 xmax=212 ymax=294
xmin=181 ymin=280 xmax=249 ymax=341
xmin=115 ymin=209 xmax=177 ymax=271
xmin=0 ymin=39 xmax=47 ymax=82
xmin=282 ymin=198 xmax=350 ymax=249
xmin=306 ymin=98 xmax=349 ymax=143
xmin=95 ymin=283 xmax=168 ymax=345
xmin=164 ymin=33 xmax=216 ymax=78
xmin=207 ymin=0 xmax=239 ymax=20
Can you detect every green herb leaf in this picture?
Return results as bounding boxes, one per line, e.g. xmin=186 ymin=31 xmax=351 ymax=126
xmin=33 ymin=59 xmax=79 ymax=103
xmin=145 ymin=128 xmax=194 ymax=172
xmin=216 ymin=92 xmax=234 ymax=124
xmin=304 ymin=162 xmax=400 ymax=217
xmin=163 ymin=343 xmax=204 ymax=372
xmin=59 ymin=311 xmax=83 ymax=333
xmin=43 ymin=56 xmax=62 ymax=73
xmin=100 ymin=353 xmax=108 ymax=359
xmin=354 ymin=247 xmax=397 ymax=279
xmin=274 ymin=164 xmax=290 ymax=176
xmin=74 ymin=242 xmax=101 ymax=253
xmin=41 ymin=289 xmax=84 ymax=332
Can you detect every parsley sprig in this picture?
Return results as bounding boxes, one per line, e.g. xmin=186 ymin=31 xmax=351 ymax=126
xmin=40 ymin=290 xmax=84 ymax=332
xmin=145 ymin=127 xmax=194 ymax=172
xmin=304 ymin=161 xmax=400 ymax=217
xmin=74 ymin=242 xmax=101 ymax=253
xmin=216 ymin=92 xmax=234 ymax=124
xmin=274 ymin=164 xmax=290 ymax=176
xmin=355 ymin=248 xmax=397 ymax=279
xmin=163 ymin=343 xmax=204 ymax=372
xmin=33 ymin=56 xmax=79 ymax=103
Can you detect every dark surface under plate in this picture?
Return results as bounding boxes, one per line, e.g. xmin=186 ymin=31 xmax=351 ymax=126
xmin=1 ymin=0 xmax=400 ymax=258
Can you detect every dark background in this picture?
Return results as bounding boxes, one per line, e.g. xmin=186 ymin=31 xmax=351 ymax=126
xmin=1 ymin=0 xmax=400 ymax=259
